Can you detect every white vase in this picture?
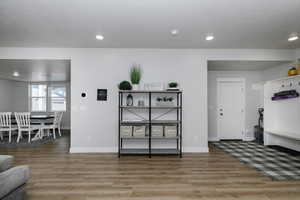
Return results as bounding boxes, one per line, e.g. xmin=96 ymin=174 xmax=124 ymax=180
xmin=132 ymin=84 xmax=139 ymax=90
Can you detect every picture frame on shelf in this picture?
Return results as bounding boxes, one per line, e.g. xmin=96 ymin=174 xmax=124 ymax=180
xmin=144 ymin=82 xmax=165 ymax=91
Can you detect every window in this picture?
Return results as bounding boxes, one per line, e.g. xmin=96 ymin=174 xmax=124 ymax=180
xmin=30 ymin=84 xmax=67 ymax=112
xmin=50 ymin=86 xmax=67 ymax=111
xmin=31 ymin=84 xmax=47 ymax=112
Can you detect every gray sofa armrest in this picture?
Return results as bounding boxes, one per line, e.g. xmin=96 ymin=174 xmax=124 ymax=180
xmin=0 ymin=165 xmax=30 ymax=199
xmin=0 ymin=155 xmax=14 ymax=172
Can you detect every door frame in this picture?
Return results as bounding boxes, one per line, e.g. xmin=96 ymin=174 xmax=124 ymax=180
xmin=216 ymin=77 xmax=246 ymax=140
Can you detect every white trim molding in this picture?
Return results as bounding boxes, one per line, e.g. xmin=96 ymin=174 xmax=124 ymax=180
xmin=182 ymin=147 xmax=209 ymax=153
xmin=62 ymin=126 xmax=70 ymax=130
xmin=70 ymin=147 xmax=118 ymax=153
xmin=208 ymin=137 xmax=219 ymax=142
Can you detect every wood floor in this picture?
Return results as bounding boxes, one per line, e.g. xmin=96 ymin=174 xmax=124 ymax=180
xmin=1 ymin=133 xmax=300 ymax=200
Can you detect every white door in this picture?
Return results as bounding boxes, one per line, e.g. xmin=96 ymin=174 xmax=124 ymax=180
xmin=217 ymin=79 xmax=245 ymax=140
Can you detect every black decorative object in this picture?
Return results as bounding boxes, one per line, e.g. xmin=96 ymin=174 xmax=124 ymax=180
xmin=126 ymin=94 xmax=133 ymax=106
xmin=156 ymin=96 xmax=174 ymax=106
xmin=81 ymin=93 xmax=86 ymax=98
xmin=119 ymin=81 xmax=132 ymax=90
xmin=254 ymin=108 xmax=264 ymax=145
xmin=97 ymin=89 xmax=107 ymax=101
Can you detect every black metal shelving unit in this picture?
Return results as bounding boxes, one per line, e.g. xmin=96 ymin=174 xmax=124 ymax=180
xmin=118 ymin=90 xmax=182 ymax=158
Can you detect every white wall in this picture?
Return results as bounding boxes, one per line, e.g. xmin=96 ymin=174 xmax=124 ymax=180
xmin=296 ymin=48 xmax=300 ymax=59
xmin=0 ymin=79 xmax=14 ymax=111
xmin=208 ymin=71 xmax=264 ymax=141
xmin=262 ymin=49 xmax=299 ymax=82
xmin=62 ymin=82 xmax=71 ymax=129
xmin=0 ymin=48 xmax=295 ymax=153
xmin=13 ymin=81 xmax=29 ymax=112
xmin=70 ymin=50 xmax=208 ymax=152
xmin=0 ymin=79 xmax=29 ymax=112
xmin=263 ymin=63 xmax=293 ymax=81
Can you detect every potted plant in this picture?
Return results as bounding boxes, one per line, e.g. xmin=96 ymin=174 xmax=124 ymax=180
xmin=167 ymin=82 xmax=179 ymax=91
xmin=118 ymin=80 xmax=132 ymax=90
xmin=130 ymin=64 xmax=142 ymax=90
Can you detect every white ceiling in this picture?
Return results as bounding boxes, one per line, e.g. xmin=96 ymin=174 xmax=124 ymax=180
xmin=208 ymin=60 xmax=293 ymax=71
xmin=0 ymin=0 xmax=299 ymax=49
xmin=0 ymin=59 xmax=70 ymax=82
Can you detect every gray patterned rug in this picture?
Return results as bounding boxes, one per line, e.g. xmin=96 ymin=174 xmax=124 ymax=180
xmin=0 ymin=132 xmax=63 ymax=148
xmin=211 ymin=141 xmax=300 ymax=181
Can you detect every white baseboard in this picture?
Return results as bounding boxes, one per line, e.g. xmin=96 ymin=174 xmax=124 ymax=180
xmin=209 ymin=137 xmax=254 ymax=142
xmin=208 ymin=137 xmax=219 ymax=141
xmin=243 ymin=137 xmax=255 ymax=141
xmin=183 ymin=147 xmax=209 ymax=153
xmin=70 ymin=146 xmax=209 ymax=153
xmin=70 ymin=147 xmax=117 ymax=153
xmin=62 ymin=127 xmax=70 ymax=130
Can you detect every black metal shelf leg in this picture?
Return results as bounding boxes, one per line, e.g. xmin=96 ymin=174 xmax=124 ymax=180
xmin=149 ymin=92 xmax=152 ymax=158
xmin=180 ymin=92 xmax=183 ymax=158
xmin=118 ymin=92 xmax=121 ymax=157
xmin=176 ymin=93 xmax=179 ymax=151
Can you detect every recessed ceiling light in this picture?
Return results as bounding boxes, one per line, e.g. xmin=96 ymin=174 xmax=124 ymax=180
xmin=288 ymin=33 xmax=299 ymax=42
xmin=13 ymin=71 xmax=19 ymax=77
xmin=96 ymin=35 xmax=104 ymax=40
xmin=171 ymin=29 xmax=179 ymax=36
xmin=206 ymin=35 xmax=214 ymax=41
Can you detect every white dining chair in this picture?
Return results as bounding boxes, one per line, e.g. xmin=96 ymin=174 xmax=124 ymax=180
xmin=0 ymin=112 xmax=18 ymax=143
xmin=40 ymin=112 xmax=62 ymax=139
xmin=58 ymin=112 xmax=63 ymax=136
xmin=15 ymin=112 xmax=40 ymax=143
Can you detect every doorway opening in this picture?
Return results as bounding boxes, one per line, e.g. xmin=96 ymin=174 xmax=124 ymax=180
xmin=0 ymin=59 xmax=71 ymax=145
xmin=207 ymin=60 xmax=293 ymax=141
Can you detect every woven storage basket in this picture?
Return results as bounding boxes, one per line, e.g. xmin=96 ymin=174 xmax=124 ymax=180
xmin=133 ymin=126 xmax=146 ymax=138
xmin=120 ymin=126 xmax=132 ymax=137
xmin=151 ymin=126 xmax=163 ymax=138
xmin=165 ymin=126 xmax=177 ymax=138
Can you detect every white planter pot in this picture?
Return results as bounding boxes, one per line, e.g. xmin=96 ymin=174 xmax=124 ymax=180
xmin=132 ymin=84 xmax=139 ymax=90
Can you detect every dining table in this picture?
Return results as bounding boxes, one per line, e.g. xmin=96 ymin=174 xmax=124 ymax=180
xmin=11 ymin=114 xmax=54 ymax=141
xmin=11 ymin=114 xmax=54 ymax=123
